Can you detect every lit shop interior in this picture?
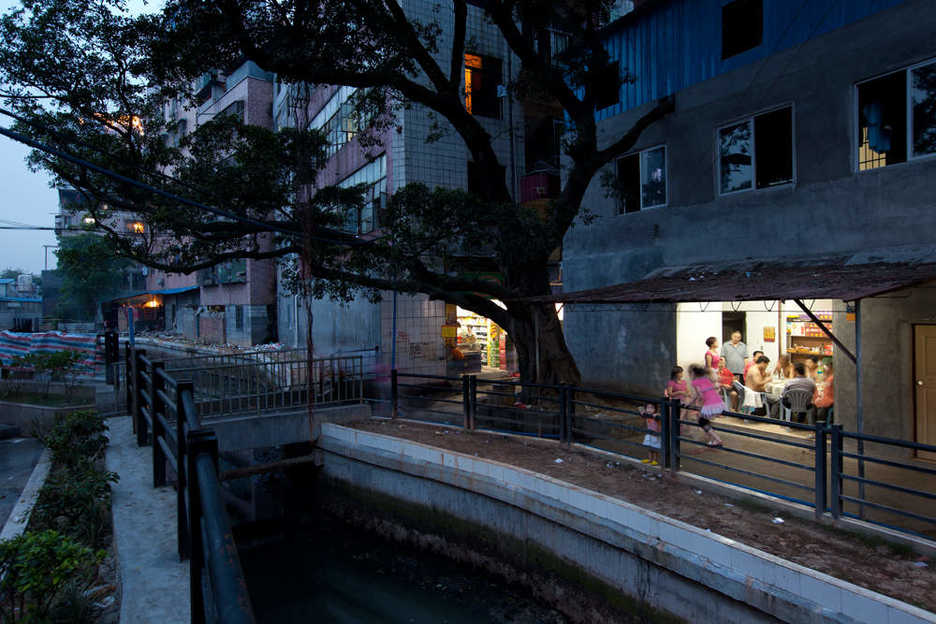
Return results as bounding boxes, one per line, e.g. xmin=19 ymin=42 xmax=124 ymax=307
xmin=443 ymin=302 xmax=565 ymax=377
xmin=676 ymin=299 xmax=838 ymax=379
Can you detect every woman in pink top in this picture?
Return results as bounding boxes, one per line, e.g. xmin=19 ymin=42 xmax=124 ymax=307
xmin=704 ymin=337 xmax=720 ymax=370
xmin=689 ymin=364 xmax=724 ymax=447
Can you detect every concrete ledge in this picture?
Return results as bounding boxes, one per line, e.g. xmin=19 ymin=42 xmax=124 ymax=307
xmin=319 ymin=423 xmax=936 ymax=624
xmin=0 ymin=401 xmax=95 ymax=436
xmin=0 ymin=448 xmax=51 ymax=541
xmin=206 ymin=403 xmax=370 ymax=451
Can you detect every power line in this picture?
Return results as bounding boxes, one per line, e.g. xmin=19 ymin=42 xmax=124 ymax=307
xmin=0 ymin=120 xmax=367 ymax=248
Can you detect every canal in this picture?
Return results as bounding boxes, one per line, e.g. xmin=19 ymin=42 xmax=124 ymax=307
xmin=239 ymin=514 xmax=568 ymax=624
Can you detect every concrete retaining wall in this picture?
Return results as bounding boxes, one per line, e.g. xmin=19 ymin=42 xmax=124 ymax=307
xmin=0 ymin=400 xmax=96 ymax=435
xmin=318 ymin=424 xmax=936 ymax=624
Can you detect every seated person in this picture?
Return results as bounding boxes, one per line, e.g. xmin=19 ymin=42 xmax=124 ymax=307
xmin=782 ymin=363 xmax=817 ymax=423
xmin=772 ymin=354 xmax=793 ymax=380
xmin=743 ymin=350 xmax=764 ymax=385
xmin=804 ymin=356 xmax=820 ymax=380
xmin=814 ymin=359 xmax=834 ymax=423
xmin=746 ymin=355 xmax=771 ymax=416
xmin=716 ymin=357 xmax=738 ymax=409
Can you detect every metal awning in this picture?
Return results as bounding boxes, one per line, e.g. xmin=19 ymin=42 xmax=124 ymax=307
xmin=523 ymin=258 xmax=936 ymax=304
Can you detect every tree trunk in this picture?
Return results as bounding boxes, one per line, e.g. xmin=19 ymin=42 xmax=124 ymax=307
xmin=504 ymin=301 xmax=581 ymax=387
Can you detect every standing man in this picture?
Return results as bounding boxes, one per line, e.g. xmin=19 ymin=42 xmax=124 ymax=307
xmin=721 ymin=330 xmax=748 ymax=383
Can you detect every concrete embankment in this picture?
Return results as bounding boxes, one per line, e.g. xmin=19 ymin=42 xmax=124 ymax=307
xmin=317 ymin=423 xmax=936 ymax=624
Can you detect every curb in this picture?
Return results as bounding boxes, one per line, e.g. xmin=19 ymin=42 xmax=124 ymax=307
xmin=0 ymin=448 xmax=51 ymax=541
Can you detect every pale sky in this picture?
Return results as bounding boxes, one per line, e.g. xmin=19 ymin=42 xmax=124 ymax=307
xmin=0 ymin=0 xmax=162 ymax=274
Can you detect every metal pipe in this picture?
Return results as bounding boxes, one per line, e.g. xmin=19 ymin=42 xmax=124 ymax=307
xmin=792 ymin=299 xmax=856 ymax=363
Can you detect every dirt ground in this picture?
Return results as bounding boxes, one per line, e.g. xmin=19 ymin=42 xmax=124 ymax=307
xmin=348 ymin=419 xmax=936 ymax=612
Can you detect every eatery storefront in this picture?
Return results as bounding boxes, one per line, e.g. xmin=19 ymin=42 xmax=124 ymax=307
xmin=521 ymin=255 xmax=936 ymax=455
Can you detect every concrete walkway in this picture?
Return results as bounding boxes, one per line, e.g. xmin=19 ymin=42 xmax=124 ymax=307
xmin=106 ymin=416 xmax=190 ymax=624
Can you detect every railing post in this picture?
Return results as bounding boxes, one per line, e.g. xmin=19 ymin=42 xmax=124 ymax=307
xmin=152 ymin=361 xmax=167 ymax=488
xmin=566 ymin=386 xmax=576 ymax=445
xmin=468 ymin=375 xmax=477 ymax=431
xmin=462 ymin=375 xmax=471 ymax=429
xmin=134 ymin=349 xmax=147 ymax=447
xmin=125 ymin=345 xmax=133 ymax=418
xmin=669 ymin=399 xmax=682 ymax=471
xmin=390 ymin=369 xmax=398 ymax=419
xmin=814 ymin=424 xmax=828 ymax=519
xmin=187 ymin=429 xmax=217 ymax=624
xmin=175 ymin=382 xmax=192 ymax=561
xmin=829 ymin=424 xmax=844 ymax=520
xmin=659 ymin=398 xmax=670 ymax=469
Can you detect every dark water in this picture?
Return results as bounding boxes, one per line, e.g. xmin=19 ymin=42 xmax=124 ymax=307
xmin=239 ymin=516 xmax=567 ymax=624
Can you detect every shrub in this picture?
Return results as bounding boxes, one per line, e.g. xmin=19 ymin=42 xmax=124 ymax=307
xmin=38 ymin=411 xmax=109 ymax=469
xmin=12 ymin=351 xmax=84 ymax=397
xmin=32 ymin=465 xmax=119 ymax=550
xmin=0 ymin=530 xmax=102 ymax=623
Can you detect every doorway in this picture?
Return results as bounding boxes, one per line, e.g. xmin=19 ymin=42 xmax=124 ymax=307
xmin=915 ymin=325 xmax=936 ymax=460
xmin=722 ymin=311 xmax=746 ymax=345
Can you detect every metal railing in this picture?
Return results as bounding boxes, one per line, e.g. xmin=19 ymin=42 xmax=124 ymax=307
xmin=386 ymin=370 xmax=936 ymax=540
xmin=176 ymin=354 xmax=364 ymax=419
xmin=129 ymin=347 xmax=256 ymax=624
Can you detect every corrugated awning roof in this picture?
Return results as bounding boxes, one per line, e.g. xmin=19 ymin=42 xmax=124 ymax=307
xmin=104 ymin=285 xmax=199 ymax=303
xmin=523 ymin=255 xmax=936 ymax=304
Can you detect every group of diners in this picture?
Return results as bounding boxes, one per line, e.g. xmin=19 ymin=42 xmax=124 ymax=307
xmin=689 ymin=330 xmax=834 ymax=425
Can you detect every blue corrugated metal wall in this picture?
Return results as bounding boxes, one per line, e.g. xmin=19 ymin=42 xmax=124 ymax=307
xmin=600 ymin=0 xmax=908 ymax=119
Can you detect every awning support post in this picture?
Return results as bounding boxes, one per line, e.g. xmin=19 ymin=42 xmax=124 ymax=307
xmin=855 ymin=299 xmax=866 ymax=518
xmin=792 ymin=299 xmax=856 ymax=364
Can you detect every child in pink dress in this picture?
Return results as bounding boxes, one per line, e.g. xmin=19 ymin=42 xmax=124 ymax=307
xmin=665 ymin=366 xmax=688 ymax=403
xmin=689 ymin=364 xmax=724 ymax=447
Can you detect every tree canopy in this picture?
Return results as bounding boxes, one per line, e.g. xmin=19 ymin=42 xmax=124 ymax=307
xmin=0 ymin=0 xmax=672 ymax=384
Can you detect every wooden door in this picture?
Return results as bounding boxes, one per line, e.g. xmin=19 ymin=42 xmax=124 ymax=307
xmin=915 ymin=326 xmax=936 ymax=460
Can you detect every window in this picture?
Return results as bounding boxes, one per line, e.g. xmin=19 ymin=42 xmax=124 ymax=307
xmin=722 ymin=0 xmax=763 ymax=60
xmin=718 ymin=106 xmax=793 ymax=194
xmin=127 ymin=221 xmax=145 ymax=233
xmin=594 ymin=61 xmax=621 ymax=111
xmin=857 ymin=60 xmax=936 ymax=171
xmin=234 ymin=305 xmax=243 ymax=331
xmin=616 ymin=146 xmax=667 ymax=214
xmin=338 ymin=155 xmax=387 ymax=234
xmin=465 ymin=54 xmax=502 ymax=119
xmin=219 ymin=100 xmax=245 ymax=122
xmin=311 ymin=87 xmax=371 ymax=156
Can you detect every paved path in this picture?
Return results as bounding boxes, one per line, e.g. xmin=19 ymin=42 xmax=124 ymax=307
xmin=0 ymin=436 xmax=43 ymax=528
xmin=106 ymin=415 xmax=190 ymax=624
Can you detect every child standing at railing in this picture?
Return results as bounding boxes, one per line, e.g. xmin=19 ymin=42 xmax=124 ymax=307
xmin=689 ymin=364 xmax=724 ymax=448
xmin=640 ymin=403 xmax=661 ymax=465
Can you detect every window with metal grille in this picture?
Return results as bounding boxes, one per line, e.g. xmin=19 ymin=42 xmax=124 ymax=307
xmin=855 ymin=60 xmax=936 ymax=171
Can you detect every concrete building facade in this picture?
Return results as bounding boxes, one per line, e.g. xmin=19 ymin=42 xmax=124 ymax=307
xmin=562 ymin=0 xmax=936 ymax=442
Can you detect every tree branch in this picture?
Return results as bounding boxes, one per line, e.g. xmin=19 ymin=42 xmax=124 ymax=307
xmin=485 ymin=1 xmax=586 ymax=119
xmin=378 ymin=0 xmax=451 ymax=94
xmin=450 ymin=0 xmax=467 ymax=86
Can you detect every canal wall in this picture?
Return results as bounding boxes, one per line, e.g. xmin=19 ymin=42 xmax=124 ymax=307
xmin=317 ymin=423 xmax=935 ymax=624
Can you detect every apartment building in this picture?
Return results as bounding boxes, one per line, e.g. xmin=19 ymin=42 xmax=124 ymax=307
xmin=273 ymin=0 xmax=555 ymax=375
xmin=146 ymin=60 xmax=278 ymax=346
xmin=560 ymin=0 xmax=936 ymax=443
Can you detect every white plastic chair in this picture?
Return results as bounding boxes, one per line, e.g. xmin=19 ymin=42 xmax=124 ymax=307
xmin=781 ymin=388 xmax=814 ymax=423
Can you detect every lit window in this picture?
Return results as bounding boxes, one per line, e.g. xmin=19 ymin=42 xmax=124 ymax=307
xmin=83 ymin=216 xmax=95 ymax=224
xmin=856 ymin=60 xmax=936 ymax=171
xmin=128 ymin=221 xmax=145 ymax=233
xmin=464 ymin=53 xmax=502 ymax=119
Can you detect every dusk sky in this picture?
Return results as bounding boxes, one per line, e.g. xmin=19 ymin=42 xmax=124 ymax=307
xmin=0 ymin=0 xmax=161 ymax=275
